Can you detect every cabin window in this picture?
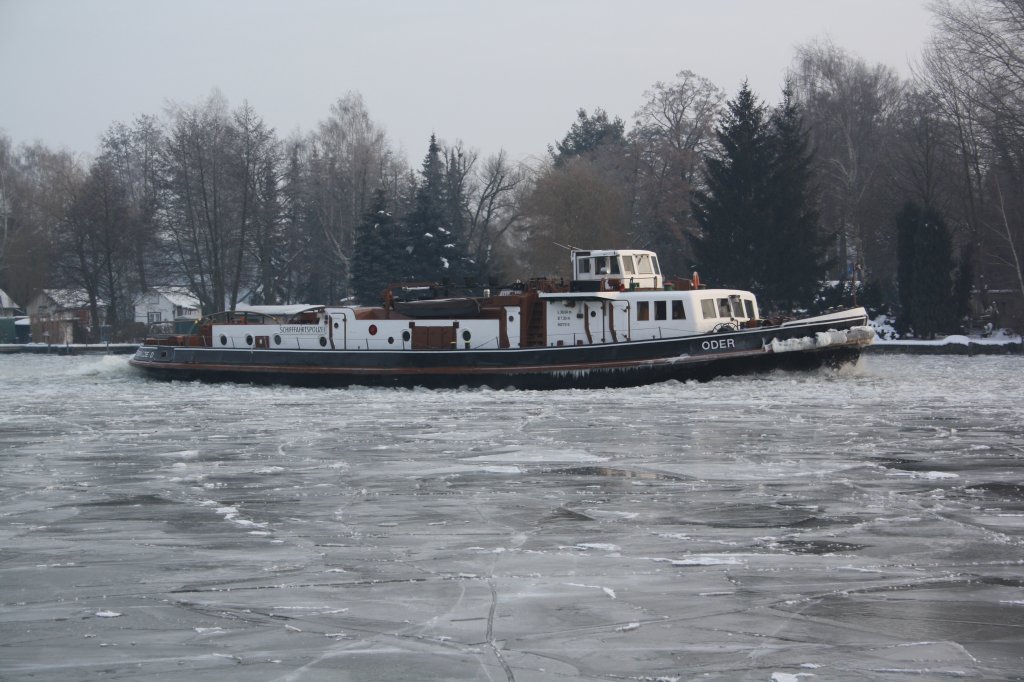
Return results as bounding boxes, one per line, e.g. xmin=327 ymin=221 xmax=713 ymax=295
xmin=730 ymin=297 xmax=745 ymax=318
xmin=655 ymin=300 xmax=667 ymax=320
xmin=637 ymin=301 xmax=650 ymax=321
xmin=672 ymin=300 xmax=686 ymax=319
xmin=609 ymin=257 xmax=620 ymax=275
xmin=637 ymin=254 xmax=654 ymax=274
xmin=718 ymin=299 xmax=731 ymax=317
xmin=744 ymin=299 xmax=755 ymax=319
xmin=701 ymin=299 xmax=717 ymax=319
xmin=622 ymin=256 xmax=635 ymax=275
xmin=580 ymin=258 xmax=592 ymax=275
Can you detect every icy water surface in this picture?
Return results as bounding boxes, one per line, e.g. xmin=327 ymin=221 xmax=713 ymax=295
xmin=1 ymin=354 xmax=1023 ymax=681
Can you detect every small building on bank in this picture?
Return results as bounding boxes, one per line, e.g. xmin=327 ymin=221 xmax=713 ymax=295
xmin=0 ymin=287 xmax=21 ymax=317
xmin=26 ymin=289 xmax=106 ymax=344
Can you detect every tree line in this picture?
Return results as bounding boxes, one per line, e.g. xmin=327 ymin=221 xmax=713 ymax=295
xmin=0 ymin=0 xmax=1021 ymax=339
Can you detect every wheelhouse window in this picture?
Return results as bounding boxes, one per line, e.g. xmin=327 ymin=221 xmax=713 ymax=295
xmin=651 ymin=255 xmax=662 ymax=275
xmin=744 ymin=299 xmax=756 ymax=319
xmin=622 ymin=256 xmax=635 ymax=275
xmin=730 ymin=296 xmax=745 ymax=318
xmin=701 ymin=299 xmax=717 ymax=319
xmin=672 ymin=300 xmax=686 ymax=319
xmin=717 ymin=298 xmax=731 ymax=317
xmin=637 ymin=301 xmax=650 ymax=321
xmin=592 ymin=256 xmax=621 ymax=275
xmin=636 ymin=254 xmax=654 ymax=275
xmin=579 ymin=258 xmax=592 ymax=275
xmin=655 ymin=300 xmax=667 ymax=320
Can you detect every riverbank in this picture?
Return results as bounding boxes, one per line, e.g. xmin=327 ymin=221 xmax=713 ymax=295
xmin=866 ymin=339 xmax=1022 ymax=354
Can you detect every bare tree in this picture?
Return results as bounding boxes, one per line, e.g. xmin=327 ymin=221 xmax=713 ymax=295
xmin=789 ymin=40 xmax=904 ymax=282
xmin=521 ymin=156 xmax=631 ymax=276
xmin=304 ymin=93 xmax=396 ymax=300
xmin=0 ymin=143 xmax=82 ymax=307
xmin=161 ymin=91 xmax=239 ymax=313
xmin=465 ymin=150 xmax=527 ymax=278
xmin=631 ymin=70 xmax=725 ymax=274
xmin=921 ymin=0 xmax=1024 ymax=301
xmin=0 ymin=135 xmax=11 ymax=282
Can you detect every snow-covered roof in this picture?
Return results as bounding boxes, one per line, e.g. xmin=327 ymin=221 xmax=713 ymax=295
xmin=153 ymin=287 xmax=200 ymax=309
xmin=43 ymin=288 xmax=100 ymax=309
xmin=0 ymin=287 xmax=19 ymax=310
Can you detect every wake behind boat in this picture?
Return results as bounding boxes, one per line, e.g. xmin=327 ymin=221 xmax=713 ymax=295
xmin=129 ymin=248 xmax=873 ymax=389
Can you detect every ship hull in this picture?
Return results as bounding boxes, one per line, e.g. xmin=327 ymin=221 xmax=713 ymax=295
xmin=129 ymin=314 xmax=873 ymax=390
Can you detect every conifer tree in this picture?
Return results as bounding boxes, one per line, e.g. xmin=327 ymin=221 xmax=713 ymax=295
xmin=896 ymin=201 xmax=955 ymax=338
xmin=691 ymin=83 xmax=829 ymax=311
xmin=401 ymin=135 xmax=469 ymax=284
xmin=550 ymin=108 xmax=627 ymax=164
xmin=765 ymin=88 xmax=829 ymax=308
xmin=691 ymin=82 xmax=775 ymax=297
xmin=351 ymin=189 xmax=399 ymax=304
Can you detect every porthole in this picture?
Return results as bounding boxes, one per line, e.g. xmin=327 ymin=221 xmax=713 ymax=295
xmin=245 ymin=334 xmax=253 ymax=346
xmin=462 ymin=330 xmax=471 ymax=341
xmin=333 ymin=322 xmax=339 ymax=329
xmin=402 ymin=330 xmax=411 ymax=342
xmin=388 ymin=336 xmax=395 ymax=344
xmin=590 ymin=310 xmax=597 ymax=317
xmin=319 ymin=336 xmax=327 ymax=347
xmin=508 ymin=316 xmax=514 ymax=323
xmin=369 ymin=324 xmax=378 ymax=336
xmin=273 ymin=334 xmax=282 ymax=346
xmin=219 ymin=334 xmax=227 ymax=346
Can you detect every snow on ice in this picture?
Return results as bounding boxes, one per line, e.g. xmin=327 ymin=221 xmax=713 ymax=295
xmin=1 ymin=353 xmax=1023 ymax=680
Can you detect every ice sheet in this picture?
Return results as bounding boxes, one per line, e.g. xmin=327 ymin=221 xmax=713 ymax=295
xmin=1 ymin=354 xmax=1023 ymax=680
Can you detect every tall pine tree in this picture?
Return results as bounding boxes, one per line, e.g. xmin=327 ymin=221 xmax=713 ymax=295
xmin=351 ymin=189 xmax=400 ymax=304
xmin=400 ymin=135 xmax=468 ymax=283
xmin=691 ymin=82 xmax=775 ymax=298
xmin=691 ymin=83 xmax=828 ymax=311
xmin=765 ymin=88 xmax=829 ymax=309
xmin=896 ymin=201 xmax=955 ymax=338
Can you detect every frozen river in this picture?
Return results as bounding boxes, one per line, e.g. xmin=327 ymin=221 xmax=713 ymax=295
xmin=1 ymin=353 xmax=1023 ymax=681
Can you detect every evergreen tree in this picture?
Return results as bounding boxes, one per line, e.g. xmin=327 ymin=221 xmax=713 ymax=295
xmin=400 ymin=135 xmax=469 ymax=284
xmin=690 ymin=82 xmax=775 ymax=298
xmin=765 ymin=88 xmax=830 ymax=308
xmin=351 ymin=189 xmax=399 ymax=304
xmin=896 ymin=201 xmax=955 ymax=338
xmin=691 ymin=83 xmax=829 ymax=311
xmin=550 ymin=108 xmax=627 ymax=164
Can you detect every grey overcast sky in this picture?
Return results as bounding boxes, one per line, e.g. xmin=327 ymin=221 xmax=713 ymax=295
xmin=0 ymin=0 xmax=935 ymax=163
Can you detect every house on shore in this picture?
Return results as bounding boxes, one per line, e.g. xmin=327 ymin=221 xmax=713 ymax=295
xmin=0 ymin=287 xmax=21 ymax=317
xmin=26 ymin=289 xmax=106 ymax=344
xmin=134 ymin=287 xmax=201 ymax=327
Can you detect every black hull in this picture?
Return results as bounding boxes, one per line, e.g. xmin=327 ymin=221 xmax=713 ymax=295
xmin=129 ymin=315 xmax=871 ymax=389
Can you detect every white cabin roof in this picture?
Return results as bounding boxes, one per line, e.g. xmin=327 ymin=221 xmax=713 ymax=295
xmin=235 ymin=303 xmax=322 ymax=317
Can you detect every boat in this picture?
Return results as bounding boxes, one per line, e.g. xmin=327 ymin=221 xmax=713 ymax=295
xmin=129 ymin=248 xmax=874 ymax=389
